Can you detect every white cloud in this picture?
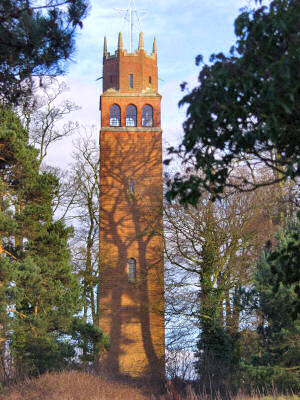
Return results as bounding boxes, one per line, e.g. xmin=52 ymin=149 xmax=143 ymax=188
xmin=44 ymin=77 xmax=100 ymax=169
xmin=43 ymin=0 xmax=257 ymax=170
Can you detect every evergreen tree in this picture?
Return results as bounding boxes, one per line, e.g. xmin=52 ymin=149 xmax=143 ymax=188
xmin=0 ymin=108 xmax=83 ymax=378
xmin=269 ymin=212 xmax=300 ymax=318
xmin=0 ymin=0 xmax=89 ymax=105
xmin=71 ymin=317 xmax=109 ymax=364
xmin=242 ymin=220 xmax=300 ymax=391
xmin=10 ymin=221 xmax=82 ymax=376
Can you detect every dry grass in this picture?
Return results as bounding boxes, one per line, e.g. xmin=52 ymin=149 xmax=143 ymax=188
xmin=0 ymin=371 xmax=152 ymax=400
xmin=160 ymin=383 xmax=300 ymax=400
xmin=1 ymin=371 xmax=299 ymax=400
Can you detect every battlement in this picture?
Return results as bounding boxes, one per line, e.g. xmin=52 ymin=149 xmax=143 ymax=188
xmin=102 ymin=32 xmax=158 ymax=93
xmin=104 ymin=49 xmax=156 ymax=60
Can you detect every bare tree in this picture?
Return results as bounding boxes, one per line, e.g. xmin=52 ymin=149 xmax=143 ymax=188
xmin=163 ymin=170 xmax=287 ymax=383
xmin=66 ymin=132 xmax=100 ymax=326
xmin=18 ymin=79 xmax=80 ymax=166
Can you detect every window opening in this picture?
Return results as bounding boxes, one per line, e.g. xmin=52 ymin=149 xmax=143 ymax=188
xmin=149 ymin=76 xmax=152 ymax=84
xmin=142 ymin=105 xmax=153 ymax=127
xmin=129 ymin=178 xmax=134 ymax=194
xmin=109 ymin=104 xmax=121 ymax=126
xmin=129 ymin=74 xmax=133 ymax=89
xmin=128 ymin=258 xmax=136 ymax=281
xmin=126 ymin=105 xmax=137 ymax=127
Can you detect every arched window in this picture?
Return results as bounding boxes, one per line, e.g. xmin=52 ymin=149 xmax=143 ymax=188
xmin=127 ymin=258 xmax=136 ymax=281
xmin=110 ymin=104 xmax=121 ymax=126
xmin=142 ymin=105 xmax=153 ymax=127
xmin=126 ymin=105 xmax=137 ymax=127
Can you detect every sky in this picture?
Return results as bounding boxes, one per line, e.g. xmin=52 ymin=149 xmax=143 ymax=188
xmin=46 ymin=0 xmax=257 ymax=169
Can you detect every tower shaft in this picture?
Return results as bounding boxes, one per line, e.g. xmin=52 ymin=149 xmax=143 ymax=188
xmin=99 ymin=34 xmax=164 ymax=380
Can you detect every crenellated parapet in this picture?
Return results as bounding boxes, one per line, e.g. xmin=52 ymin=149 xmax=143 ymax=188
xmin=102 ymin=32 xmax=158 ymax=93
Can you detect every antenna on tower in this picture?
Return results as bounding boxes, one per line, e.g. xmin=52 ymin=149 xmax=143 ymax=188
xmin=114 ymin=0 xmax=146 ymax=53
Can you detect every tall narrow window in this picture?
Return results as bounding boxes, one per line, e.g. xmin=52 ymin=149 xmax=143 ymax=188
xmin=128 ymin=258 xmax=136 ymax=281
xmin=126 ymin=105 xmax=137 ymax=127
xmin=109 ymin=104 xmax=121 ymax=126
xmin=149 ymin=76 xmax=152 ymax=84
xmin=142 ymin=105 xmax=153 ymax=127
xmin=129 ymin=178 xmax=134 ymax=194
xmin=129 ymin=74 xmax=133 ymax=89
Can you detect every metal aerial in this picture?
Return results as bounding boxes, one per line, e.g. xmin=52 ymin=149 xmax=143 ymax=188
xmin=114 ymin=0 xmax=147 ymax=53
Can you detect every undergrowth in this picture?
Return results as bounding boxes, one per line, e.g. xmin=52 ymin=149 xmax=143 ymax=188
xmin=1 ymin=371 xmax=299 ymax=400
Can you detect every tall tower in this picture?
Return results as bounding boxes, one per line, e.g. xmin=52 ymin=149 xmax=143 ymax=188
xmin=99 ymin=32 xmax=164 ymax=380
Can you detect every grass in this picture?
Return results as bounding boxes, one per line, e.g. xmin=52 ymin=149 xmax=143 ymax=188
xmin=1 ymin=371 xmax=299 ymax=400
xmin=0 ymin=371 xmax=151 ymax=400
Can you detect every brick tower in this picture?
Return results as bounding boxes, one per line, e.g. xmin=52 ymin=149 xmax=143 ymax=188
xmin=99 ymin=32 xmax=164 ymax=380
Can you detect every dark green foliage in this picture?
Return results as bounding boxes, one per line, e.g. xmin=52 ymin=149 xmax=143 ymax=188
xmin=194 ymin=276 xmax=241 ymax=394
xmin=192 ymin=233 xmax=241 ymax=393
xmin=241 ymin=220 xmax=300 ymax=391
xmin=195 ymin=311 xmax=240 ymax=394
xmin=71 ymin=318 xmax=109 ymax=363
xmin=269 ymin=212 xmax=300 ymax=318
xmin=0 ymin=0 xmax=88 ymax=105
xmin=0 ymin=108 xmax=100 ymax=378
xmin=11 ymin=320 xmax=76 ymax=376
xmin=165 ymin=0 xmax=300 ymax=204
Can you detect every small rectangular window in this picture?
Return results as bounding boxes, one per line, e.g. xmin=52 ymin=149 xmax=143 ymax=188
xmin=149 ymin=76 xmax=152 ymax=84
xmin=129 ymin=74 xmax=133 ymax=89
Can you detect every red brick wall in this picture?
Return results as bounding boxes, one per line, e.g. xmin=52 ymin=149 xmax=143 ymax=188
xmin=99 ymin=40 xmax=164 ymax=380
xmin=103 ymin=55 xmax=119 ymax=92
xmin=99 ymin=128 xmax=164 ymax=379
xmin=103 ymin=49 xmax=158 ymax=93
xmin=100 ymin=94 xmax=161 ymax=128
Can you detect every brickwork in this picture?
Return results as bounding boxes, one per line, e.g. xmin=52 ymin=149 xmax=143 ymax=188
xmin=100 ymin=94 xmax=161 ymax=128
xmin=103 ymin=33 xmax=158 ymax=93
xmin=99 ymin=34 xmax=164 ymax=380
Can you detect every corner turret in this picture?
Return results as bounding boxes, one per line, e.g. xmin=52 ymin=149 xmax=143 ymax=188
xmin=152 ymin=37 xmax=157 ymax=55
xmin=118 ymin=32 xmax=123 ymax=50
xmin=138 ymin=32 xmax=144 ymax=50
xmin=103 ymin=36 xmax=107 ymax=60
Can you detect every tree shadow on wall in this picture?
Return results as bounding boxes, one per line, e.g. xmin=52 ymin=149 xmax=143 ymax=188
xmin=99 ymin=130 xmax=164 ymax=382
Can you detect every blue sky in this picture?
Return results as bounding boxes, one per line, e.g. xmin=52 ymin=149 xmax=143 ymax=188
xmin=46 ymin=0 xmax=257 ymax=167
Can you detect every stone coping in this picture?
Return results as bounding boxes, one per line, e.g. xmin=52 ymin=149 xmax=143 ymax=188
xmin=100 ymin=127 xmax=162 ymax=133
xmin=102 ymin=90 xmax=161 ymax=98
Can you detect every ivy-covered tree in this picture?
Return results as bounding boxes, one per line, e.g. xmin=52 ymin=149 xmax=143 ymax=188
xmin=0 ymin=0 xmax=89 ymax=105
xmin=164 ymin=179 xmax=279 ymax=392
xmin=166 ymin=0 xmax=300 ymax=204
xmin=242 ymin=219 xmax=300 ymax=391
